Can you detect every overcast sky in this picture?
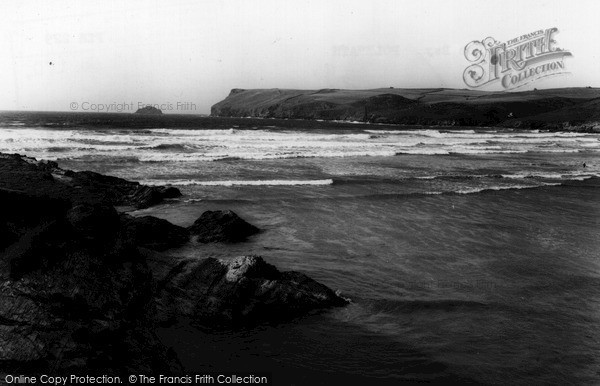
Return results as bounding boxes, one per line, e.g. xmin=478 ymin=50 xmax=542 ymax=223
xmin=1 ymin=0 xmax=599 ymax=114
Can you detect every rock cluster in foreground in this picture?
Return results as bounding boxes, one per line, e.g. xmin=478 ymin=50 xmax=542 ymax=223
xmin=0 ymin=153 xmax=348 ymax=375
xmin=188 ymin=210 xmax=260 ymax=243
xmin=157 ymin=255 xmax=347 ymax=327
xmin=0 ymin=153 xmax=180 ymax=209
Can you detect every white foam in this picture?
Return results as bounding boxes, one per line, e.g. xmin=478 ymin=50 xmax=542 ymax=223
xmin=415 ymin=172 xmax=598 ymax=181
xmin=396 ymin=149 xmax=450 ymax=155
xmin=141 ymin=179 xmax=334 ymax=186
xmin=454 ymin=184 xmax=542 ymax=194
xmin=501 ymin=172 xmax=596 ymax=180
xmin=1 ymin=127 xmax=599 ymax=162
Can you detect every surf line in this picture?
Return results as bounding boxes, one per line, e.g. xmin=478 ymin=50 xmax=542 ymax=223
xmin=141 ymin=179 xmax=334 ymax=186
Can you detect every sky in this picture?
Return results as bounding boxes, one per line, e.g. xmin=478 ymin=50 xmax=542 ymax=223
xmin=1 ymin=0 xmax=599 ymax=114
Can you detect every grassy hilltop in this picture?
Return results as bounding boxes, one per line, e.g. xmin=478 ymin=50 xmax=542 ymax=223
xmin=211 ymin=87 xmax=600 ymax=131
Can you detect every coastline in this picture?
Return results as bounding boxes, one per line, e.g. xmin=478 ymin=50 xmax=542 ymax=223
xmin=5 ymin=1 xmax=600 ymax=383
xmin=0 ymin=152 xmax=348 ymax=376
xmin=1 ymin=106 xmax=599 ymax=134
xmin=1 ymin=123 xmax=598 ymax=383
xmin=210 ymin=87 xmax=600 ymax=132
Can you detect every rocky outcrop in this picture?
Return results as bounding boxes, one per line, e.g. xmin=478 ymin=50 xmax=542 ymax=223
xmin=157 ymin=255 xmax=348 ymax=327
xmin=135 ymin=106 xmax=163 ymax=115
xmin=0 ymin=153 xmax=348 ymax=375
xmin=119 ymin=209 xmax=262 ymax=251
xmin=0 ymin=153 xmax=181 ymax=209
xmin=211 ymin=87 xmax=600 ymax=131
xmin=188 ymin=210 xmax=260 ymax=243
xmin=120 ymin=214 xmax=189 ymax=251
xmin=130 ymin=185 xmax=182 ymax=209
xmin=0 ymin=158 xmax=187 ymax=374
xmin=0 ymin=194 xmax=181 ymax=375
xmin=0 ymin=188 xmax=70 ymax=251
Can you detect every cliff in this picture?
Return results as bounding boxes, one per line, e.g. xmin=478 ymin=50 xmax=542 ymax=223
xmin=211 ymin=87 xmax=600 ymax=131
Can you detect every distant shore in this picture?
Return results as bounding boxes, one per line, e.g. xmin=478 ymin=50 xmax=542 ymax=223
xmin=210 ymin=87 xmax=600 ymax=132
xmin=1 ymin=109 xmax=598 ymax=133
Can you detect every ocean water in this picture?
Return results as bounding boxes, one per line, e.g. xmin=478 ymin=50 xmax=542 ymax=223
xmin=1 ymin=111 xmax=599 ymax=384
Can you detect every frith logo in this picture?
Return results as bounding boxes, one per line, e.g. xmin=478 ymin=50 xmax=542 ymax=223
xmin=463 ymin=28 xmax=572 ymax=90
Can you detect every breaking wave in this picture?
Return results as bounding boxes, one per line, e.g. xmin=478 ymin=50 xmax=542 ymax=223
xmin=415 ymin=172 xmax=597 ymax=181
xmin=140 ymin=179 xmax=335 ymax=186
xmin=0 ymin=126 xmax=598 ymax=163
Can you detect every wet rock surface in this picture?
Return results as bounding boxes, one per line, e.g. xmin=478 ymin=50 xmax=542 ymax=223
xmin=188 ymin=210 xmax=260 ymax=243
xmin=157 ymin=255 xmax=348 ymax=327
xmin=131 ymin=185 xmax=182 ymax=209
xmin=0 ymin=152 xmax=348 ymax=375
xmin=0 ymin=191 xmax=180 ymax=375
xmin=0 ymin=153 xmax=180 ymax=209
xmin=120 ymin=214 xmax=189 ymax=251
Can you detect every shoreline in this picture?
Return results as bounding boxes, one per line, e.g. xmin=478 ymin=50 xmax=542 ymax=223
xmin=1 ymin=109 xmax=599 ymax=133
xmin=0 ymin=152 xmax=348 ymax=376
xmin=210 ymin=87 xmax=600 ymax=133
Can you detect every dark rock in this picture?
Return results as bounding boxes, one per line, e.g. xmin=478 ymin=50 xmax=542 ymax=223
xmin=157 ymin=255 xmax=348 ymax=326
xmin=135 ymin=106 xmax=163 ymax=115
xmin=131 ymin=186 xmax=164 ymax=209
xmin=0 ymin=153 xmax=180 ymax=209
xmin=7 ymin=218 xmax=75 ymax=280
xmin=130 ymin=185 xmax=182 ymax=209
xmin=0 ymin=222 xmax=17 ymax=251
xmin=0 ymin=152 xmax=348 ymax=375
xmin=0 ymin=193 xmax=181 ymax=375
xmin=158 ymin=186 xmax=183 ymax=199
xmin=120 ymin=214 xmax=189 ymax=251
xmin=0 ymin=188 xmax=70 ymax=251
xmin=188 ymin=210 xmax=259 ymax=243
xmin=67 ymin=203 xmax=120 ymax=242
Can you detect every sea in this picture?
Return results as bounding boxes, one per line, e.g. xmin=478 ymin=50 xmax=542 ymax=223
xmin=1 ymin=111 xmax=599 ymax=385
